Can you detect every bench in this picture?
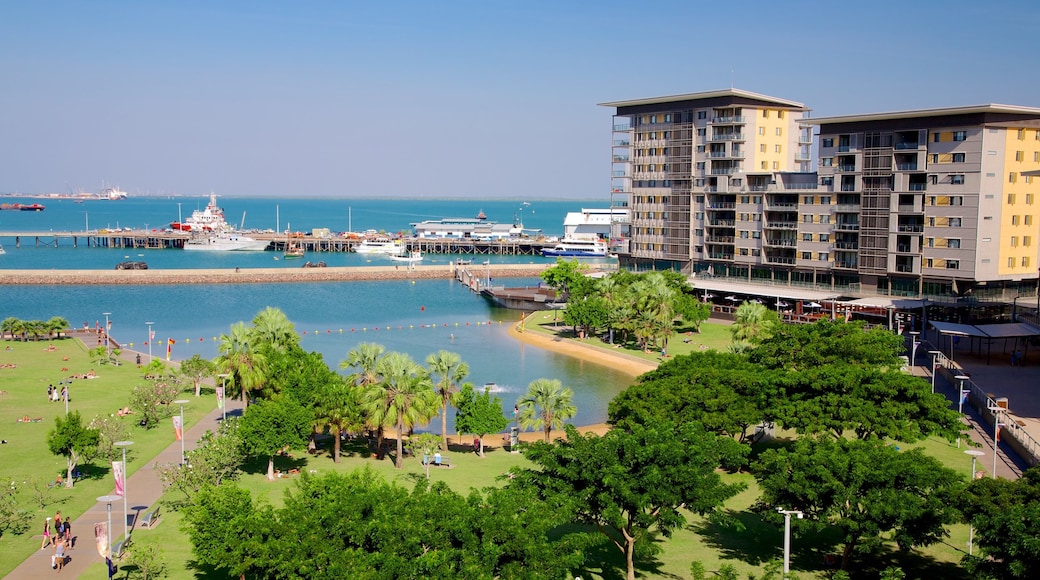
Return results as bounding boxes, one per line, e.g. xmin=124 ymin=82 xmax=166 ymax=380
xmin=423 ymin=459 xmax=452 ymax=468
xmin=111 ymin=537 xmax=130 ymax=560
xmin=140 ymin=506 xmax=161 ymax=528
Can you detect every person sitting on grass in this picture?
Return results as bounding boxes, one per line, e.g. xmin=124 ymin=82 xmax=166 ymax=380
xmin=116 ymin=407 xmax=132 ymax=417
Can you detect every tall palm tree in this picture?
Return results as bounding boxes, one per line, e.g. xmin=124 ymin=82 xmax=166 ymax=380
xmin=631 ymin=273 xmax=677 ymax=351
xmin=214 ymin=322 xmax=268 ymax=408
xmin=340 ymin=342 xmax=387 ymax=448
xmin=731 ymin=301 xmax=778 ymax=344
xmin=365 ymin=352 xmax=439 ymax=469
xmin=517 ymin=378 xmax=577 ymax=442
xmin=312 ymin=376 xmax=364 ymax=463
xmin=1 ymin=317 xmax=20 ymax=340
xmin=250 ymin=307 xmax=298 ymax=352
xmin=46 ymin=317 xmax=70 ymax=339
xmin=425 ymin=350 xmax=469 ymax=451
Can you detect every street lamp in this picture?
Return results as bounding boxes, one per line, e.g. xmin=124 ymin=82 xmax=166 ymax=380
xmin=96 ymin=494 xmax=121 ymax=559
xmin=217 ymin=373 xmax=229 ymax=421
xmin=964 ymin=449 xmax=985 ymax=555
xmin=174 ymin=399 xmax=190 ymax=465
xmin=146 ymin=322 xmax=154 ymax=362
xmin=955 ymin=375 xmax=971 ymax=448
xmin=778 ymin=508 xmax=803 ymax=578
xmin=909 ymin=331 xmax=921 ymax=365
xmin=113 ymin=440 xmax=134 ymax=541
xmin=987 ymin=405 xmax=1006 ymax=480
xmin=102 ymin=312 xmax=112 ymax=357
xmin=928 ymin=350 xmax=942 ymax=393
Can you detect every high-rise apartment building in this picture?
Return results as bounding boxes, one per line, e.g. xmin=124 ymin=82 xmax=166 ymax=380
xmin=602 ymin=92 xmax=1040 ymax=299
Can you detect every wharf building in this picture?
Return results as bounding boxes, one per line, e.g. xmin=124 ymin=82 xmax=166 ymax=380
xmin=601 ymin=89 xmax=1040 ymax=301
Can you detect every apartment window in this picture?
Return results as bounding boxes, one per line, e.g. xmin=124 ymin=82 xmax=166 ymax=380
xmin=949 ymin=218 xmax=962 ymax=227
xmin=1008 ymin=194 xmax=1016 ymax=205
xmin=1008 ymin=257 xmax=1015 ymax=268
xmin=925 ymin=258 xmax=934 ymax=268
xmin=821 ymin=157 xmax=833 ymax=166
xmin=821 ymin=177 xmax=834 ymax=186
xmin=822 ymin=138 xmax=834 ymax=147
xmin=763 ymin=110 xmax=770 ymax=118
xmin=1025 ymin=236 xmax=1032 ymax=247
xmin=953 ymin=131 xmax=967 ymax=141
xmin=933 ymin=132 xmax=941 ymax=142
xmin=801 ymin=252 xmax=812 ymax=260
xmin=802 ymin=233 xmax=812 ymax=241
xmin=752 ymin=231 xmax=761 ymax=239
xmin=1016 ymin=151 xmax=1025 ymax=162
xmin=740 ymin=195 xmax=750 ymax=204
xmin=697 ymin=128 xmax=706 ymax=136
xmin=696 ymin=145 xmax=706 ymax=153
xmin=740 ymin=230 xmax=749 ymax=239
xmin=952 ymin=153 xmax=965 ymax=162
xmin=695 ymin=179 xmax=705 ymax=186
xmin=948 ymin=239 xmax=961 ymax=249
xmin=758 ymin=127 xmax=765 ymax=135
xmin=1024 ymin=257 xmax=1031 ymax=268
xmin=697 ymin=111 xmax=706 ymax=119
xmin=751 ymin=249 xmax=761 ymax=256
xmin=650 ymin=115 xmax=657 ymax=123
xmin=695 ymin=212 xmax=704 ymax=220
xmin=950 ymin=196 xmax=963 ymax=206
xmin=926 ymin=237 xmax=934 ymax=248
xmin=773 ymin=161 xmax=779 ymax=169
xmin=951 ymin=175 xmax=965 ymax=184
xmin=946 ymin=260 xmax=960 ymax=269
xmin=753 ymin=196 xmax=762 ymax=204
xmin=740 ymin=213 xmax=750 ymax=221
xmin=1018 ymin=128 xmax=1026 ymax=140
xmin=664 ymin=114 xmax=672 ymax=122
xmin=1011 ymin=236 xmax=1019 ymax=247
xmin=1012 ymin=215 xmax=1020 ymax=225
xmin=1027 ymin=215 xmax=1034 ymax=226
xmin=696 ymin=162 xmax=705 ymax=170
xmin=695 ymin=229 xmax=703 ymax=237
xmin=760 ymin=144 xmax=766 ymax=153
xmin=819 ymin=215 xmax=831 ymax=224
xmin=775 ymin=145 xmax=782 ymax=153
xmin=817 ymin=252 xmax=829 ymax=261
xmin=776 ymin=128 xmax=783 ymax=136
xmin=1035 ymin=152 xmax=1040 ymax=162
xmin=761 ymin=161 xmax=768 ymax=170
xmin=928 ymin=217 xmax=936 ymax=227
xmin=803 ymin=215 xmax=813 ymax=223
xmin=695 ymin=196 xmax=704 ymax=203
xmin=778 ymin=111 xmax=785 ymax=119
xmin=820 ymin=196 xmax=831 ymax=204
xmin=1009 ymin=172 xmax=1017 ymax=183
xmin=931 ymin=154 xmax=940 ymax=163
xmin=819 ymin=233 xmax=830 ymax=242
xmin=739 ymin=248 xmax=749 ymax=256
xmin=803 ymin=196 xmax=814 ymax=204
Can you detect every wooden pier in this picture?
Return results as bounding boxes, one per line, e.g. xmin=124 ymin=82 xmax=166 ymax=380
xmin=0 ymin=230 xmax=556 ymax=256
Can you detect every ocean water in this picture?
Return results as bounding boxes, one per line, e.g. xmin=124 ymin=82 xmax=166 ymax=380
xmin=0 ymin=197 xmax=631 ymax=428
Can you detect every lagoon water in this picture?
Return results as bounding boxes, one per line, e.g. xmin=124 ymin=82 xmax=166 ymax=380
xmin=0 ymin=197 xmax=632 ymax=429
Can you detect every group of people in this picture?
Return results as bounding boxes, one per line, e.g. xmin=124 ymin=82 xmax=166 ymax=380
xmin=41 ymin=511 xmax=72 ymax=571
xmin=47 ymin=384 xmax=68 ymax=403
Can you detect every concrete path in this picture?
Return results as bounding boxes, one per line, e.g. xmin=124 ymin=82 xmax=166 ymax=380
xmin=8 ymin=395 xmax=243 ymax=579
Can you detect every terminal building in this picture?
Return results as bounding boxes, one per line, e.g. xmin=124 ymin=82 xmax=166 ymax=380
xmin=600 ymin=89 xmax=1040 ymax=301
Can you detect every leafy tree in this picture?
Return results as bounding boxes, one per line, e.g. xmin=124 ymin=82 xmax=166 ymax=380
xmin=425 ymin=350 xmax=469 ymax=452
xmin=753 ymin=437 xmax=961 ymax=570
xmin=730 ymin=301 xmax=780 ymax=344
xmin=0 ymin=476 xmax=29 ymax=540
xmin=364 ymin=352 xmax=439 ymax=469
xmin=455 ymin=383 xmax=509 ymax=457
xmin=0 ymin=316 xmax=20 ymax=340
xmin=407 ymin=433 xmax=441 ymax=480
xmin=88 ymin=414 xmax=132 ymax=463
xmin=608 ymin=351 xmax=770 ymax=443
xmin=214 ymin=321 xmax=269 ymax=408
xmin=180 ymin=354 xmax=215 ymax=397
xmin=517 ymin=378 xmax=577 ymax=442
xmin=126 ymin=539 xmax=168 ymax=580
xmin=958 ymin=466 xmax=1040 ymax=579
xmin=514 ymin=422 xmax=748 ymax=580
xmin=673 ymin=293 xmax=711 ymax=331
xmin=562 ymin=294 xmax=609 ymax=339
xmin=129 ymin=384 xmax=163 ymax=429
xmin=183 ymin=484 xmax=266 ymax=579
xmin=157 ymin=417 xmax=245 ymax=501
xmin=249 ymin=306 xmax=299 ymax=352
xmin=143 ymin=357 xmax=171 ymax=380
xmin=629 ymin=273 xmax=677 ymax=351
xmin=238 ymin=397 xmax=313 ymax=480
xmin=750 ymin=319 xmax=905 ymax=371
xmin=46 ymin=411 xmax=100 ymax=488
xmin=45 ymin=316 xmax=70 ymax=339
xmin=540 ymin=258 xmax=591 ymax=299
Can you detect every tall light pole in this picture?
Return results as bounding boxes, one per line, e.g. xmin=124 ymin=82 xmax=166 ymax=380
xmin=113 ymin=440 xmax=133 ymax=541
xmin=145 ymin=322 xmax=154 ymax=361
xmin=97 ymin=494 xmax=121 ymax=558
xmin=964 ymin=449 xmax=985 ymax=555
xmin=987 ymin=405 xmax=1006 ymax=480
xmin=174 ymin=399 xmax=190 ymax=465
xmin=217 ymin=373 xmax=229 ymax=421
xmin=778 ymin=508 xmax=803 ymax=578
xmin=928 ymin=350 xmax=942 ymax=393
xmin=103 ymin=312 xmax=112 ymax=358
xmin=955 ymin=375 xmax=971 ymax=448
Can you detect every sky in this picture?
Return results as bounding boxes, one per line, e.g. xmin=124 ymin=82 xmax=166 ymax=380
xmin=1 ymin=0 xmax=1038 ymax=199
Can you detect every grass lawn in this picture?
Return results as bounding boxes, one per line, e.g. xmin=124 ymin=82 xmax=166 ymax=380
xmin=0 ymin=338 xmax=211 ymax=578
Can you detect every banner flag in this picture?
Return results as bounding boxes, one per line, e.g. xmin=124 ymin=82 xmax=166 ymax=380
xmin=149 ymin=330 xmax=155 ymax=341
xmin=173 ymin=415 xmax=183 ymax=441
xmin=95 ymin=521 xmax=109 ymax=558
xmin=960 ymin=389 xmax=970 ymax=406
xmin=107 ymin=320 xmax=112 ymax=331
xmin=166 ymin=338 xmax=175 ymax=361
xmin=216 ymin=386 xmax=225 ymax=410
xmin=113 ymin=460 xmax=125 ymax=496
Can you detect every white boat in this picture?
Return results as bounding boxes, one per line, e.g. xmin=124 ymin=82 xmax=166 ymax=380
xmin=0 ymin=244 xmax=6 ymax=255
xmin=540 ymin=237 xmax=609 ymax=257
xmin=390 ymin=251 xmax=424 ymax=263
xmin=183 ymin=232 xmax=269 ymax=252
xmin=283 ymin=225 xmax=305 ymax=259
xmin=171 ymin=192 xmax=229 ymax=232
xmin=100 ymin=186 xmax=128 ymax=200
xmin=355 ymin=238 xmax=405 ymax=254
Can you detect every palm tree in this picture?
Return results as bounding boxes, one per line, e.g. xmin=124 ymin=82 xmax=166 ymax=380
xmin=631 ymin=273 xmax=676 ymax=352
xmin=731 ymin=301 xmax=778 ymax=344
xmin=250 ymin=307 xmax=298 ymax=352
xmin=340 ymin=342 xmax=386 ymax=449
xmin=365 ymin=352 xmax=439 ymax=469
xmin=1 ymin=317 xmax=20 ymax=340
xmin=425 ymin=350 xmax=468 ymax=451
xmin=214 ymin=322 xmax=268 ymax=408
xmin=517 ymin=378 xmax=577 ymax=442
xmin=312 ymin=377 xmax=364 ymax=463
xmin=46 ymin=317 xmax=70 ymax=339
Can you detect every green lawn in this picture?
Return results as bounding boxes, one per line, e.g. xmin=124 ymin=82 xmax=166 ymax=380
xmin=0 ymin=338 xmax=211 ymax=578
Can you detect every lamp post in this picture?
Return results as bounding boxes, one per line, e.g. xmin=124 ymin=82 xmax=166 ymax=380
xmin=928 ymin=350 xmax=942 ymax=393
xmin=909 ymin=331 xmax=920 ymax=365
xmin=987 ymin=405 xmax=1006 ymax=480
xmin=778 ymin=508 xmax=803 ymax=578
xmin=97 ymin=494 xmax=121 ymax=558
xmin=174 ymin=399 xmax=190 ymax=465
xmin=113 ymin=440 xmax=133 ymax=541
xmin=145 ymin=322 xmax=154 ymax=362
xmin=955 ymin=375 xmax=971 ymax=448
xmin=217 ymin=373 xmax=229 ymax=421
xmin=964 ymin=449 xmax=985 ymax=555
xmin=102 ymin=312 xmax=112 ymax=357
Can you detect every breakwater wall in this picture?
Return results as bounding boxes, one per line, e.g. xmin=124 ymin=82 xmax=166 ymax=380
xmin=0 ymin=264 xmax=561 ymax=286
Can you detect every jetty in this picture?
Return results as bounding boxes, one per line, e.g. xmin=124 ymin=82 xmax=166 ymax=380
xmin=0 ymin=230 xmax=558 ymax=256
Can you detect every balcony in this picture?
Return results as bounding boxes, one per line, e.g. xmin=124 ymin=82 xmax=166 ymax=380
xmin=838 ymin=165 xmax=857 ymax=172
xmin=896 ymin=164 xmax=919 ymax=171
xmin=704 ymin=186 xmax=719 ymax=192
xmin=840 ymin=185 xmax=857 ymax=192
xmin=612 ymin=155 xmax=630 ymax=162
xmin=834 ymin=203 xmax=859 ymax=212
xmin=711 ymin=116 xmax=746 ymax=124
xmin=709 ymin=133 xmax=745 ymax=141
xmin=765 ymin=221 xmax=798 ymax=229
xmin=705 ymin=235 xmax=735 ymax=243
xmin=894 ymin=142 xmax=919 ymax=150
xmin=834 ymin=261 xmax=859 ymax=269
xmin=765 ymin=202 xmax=798 ymax=209
xmin=612 ymin=170 xmax=629 ymax=177
xmin=896 ymin=244 xmax=912 ymax=253
xmin=908 ymin=183 xmax=927 ymax=191
xmin=709 ymin=152 xmax=729 ymax=158
xmin=895 ymin=264 xmax=916 ymax=273
xmin=749 ymin=185 xmax=770 ymax=192
xmin=834 ymin=242 xmax=859 ymax=250
xmin=764 ymin=239 xmax=797 ymax=247
xmin=707 ymin=220 xmax=735 ymax=226
xmin=613 ymin=140 xmax=630 ymax=147
xmin=897 ymin=224 xmax=924 ymax=233
xmin=708 ymin=253 xmax=735 ymax=260
xmin=706 ymin=202 xmax=736 ymax=209
xmin=838 ymin=145 xmax=851 ymax=152
xmin=836 ymin=223 xmax=860 ymax=231
xmin=766 ymin=256 xmax=796 ymax=264
xmin=795 ymin=153 xmax=812 ymax=161
xmin=897 ymin=204 xmax=923 ymax=213
xmin=711 ymin=168 xmax=741 ymax=175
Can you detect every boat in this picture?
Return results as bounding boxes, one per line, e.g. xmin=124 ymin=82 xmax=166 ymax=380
xmin=283 ymin=225 xmax=305 ymax=259
xmin=0 ymin=244 xmax=6 ymax=255
xmin=540 ymin=237 xmax=610 ymax=257
xmin=390 ymin=251 xmax=424 ymax=263
xmin=476 ymin=209 xmax=487 ymax=220
xmin=183 ymin=232 xmax=269 ymax=252
xmin=355 ymin=238 xmax=405 ymax=254
xmin=100 ymin=187 xmax=128 ymax=200
xmin=171 ymin=193 xmax=229 ymax=232
xmin=0 ymin=203 xmax=45 ymax=211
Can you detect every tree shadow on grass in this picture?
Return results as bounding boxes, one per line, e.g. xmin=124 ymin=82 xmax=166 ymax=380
xmin=557 ymin=524 xmax=683 ymax=580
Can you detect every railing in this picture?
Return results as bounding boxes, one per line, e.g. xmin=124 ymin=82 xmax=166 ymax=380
xmin=749 ymin=185 xmax=770 ymax=192
xmin=897 ymin=164 xmax=919 ymax=171
xmin=709 ymin=152 xmax=729 ymax=158
xmin=908 ymin=183 xmax=927 ymax=191
xmin=764 ymin=239 xmax=797 ymax=247
xmin=897 ymin=204 xmax=921 ymax=213
xmin=896 ymin=245 xmax=912 ymax=253
xmin=707 ymin=203 xmax=736 ymax=209
xmin=841 ymin=185 xmax=857 ymax=192
xmin=834 ymin=261 xmax=858 ymax=269
xmin=765 ymin=222 xmax=798 ymax=229
xmin=783 ymin=183 xmax=818 ymax=190
xmin=710 ymin=133 xmax=745 ymax=141
xmin=705 ymin=236 xmax=735 ymax=243
xmin=613 ymin=124 xmax=632 ymax=132
xmin=711 ymin=168 xmax=740 ymax=175
xmin=711 ymin=116 xmax=746 ymax=124
xmin=895 ymin=264 xmax=915 ymax=272
xmin=766 ymin=202 xmax=798 ymax=209
xmin=836 ymin=223 xmax=861 ymax=231
xmin=838 ymin=145 xmax=851 ymax=152
xmin=707 ymin=220 xmax=736 ymax=226
xmin=612 ymin=156 xmax=630 ymax=162
xmin=766 ymin=256 xmax=796 ymax=264
xmin=838 ymin=165 xmax=857 ymax=172
xmin=612 ymin=171 xmax=628 ymax=177
xmin=834 ymin=203 xmax=859 ymax=212
xmin=704 ymin=186 xmax=719 ymax=192
xmin=613 ymin=140 xmax=630 ymax=147
xmin=898 ymin=224 xmax=924 ymax=232
xmin=708 ymin=253 xmax=735 ymax=260
xmin=894 ymin=142 xmax=919 ymax=150
xmin=834 ymin=242 xmax=859 ymax=249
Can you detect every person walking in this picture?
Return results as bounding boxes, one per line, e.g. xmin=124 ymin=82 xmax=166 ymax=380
xmin=52 ymin=538 xmax=67 ymax=571
xmin=39 ymin=517 xmax=51 ymax=550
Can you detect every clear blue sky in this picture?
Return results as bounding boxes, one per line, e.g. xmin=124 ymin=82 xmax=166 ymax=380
xmin=1 ymin=0 xmax=1037 ymax=199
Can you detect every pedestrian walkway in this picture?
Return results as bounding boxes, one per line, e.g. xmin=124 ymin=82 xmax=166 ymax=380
xmin=9 ymin=395 xmax=243 ymax=579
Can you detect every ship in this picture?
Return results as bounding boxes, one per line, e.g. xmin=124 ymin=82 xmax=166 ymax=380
xmin=171 ymin=193 xmax=229 ymax=232
xmin=540 ymin=237 xmax=609 ymax=257
xmin=183 ymin=231 xmax=269 ymax=252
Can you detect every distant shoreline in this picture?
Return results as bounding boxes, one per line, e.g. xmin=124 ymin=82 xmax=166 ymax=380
xmin=0 ymin=263 xmax=556 ymax=285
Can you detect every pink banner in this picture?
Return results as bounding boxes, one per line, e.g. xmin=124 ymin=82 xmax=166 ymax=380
xmin=216 ymin=386 xmax=225 ymax=410
xmin=113 ymin=460 xmax=125 ymax=496
xmin=95 ymin=521 xmax=108 ymax=558
xmin=173 ymin=415 xmax=183 ymax=441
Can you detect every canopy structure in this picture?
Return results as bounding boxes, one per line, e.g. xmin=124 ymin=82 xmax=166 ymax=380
xmin=929 ymin=321 xmax=1040 ymax=365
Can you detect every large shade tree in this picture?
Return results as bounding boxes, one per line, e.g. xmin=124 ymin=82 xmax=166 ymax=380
xmin=238 ymin=397 xmax=313 ymax=480
xmin=517 ymin=378 xmax=577 ymax=442
xmin=455 ymin=383 xmax=509 ymax=457
xmin=958 ymin=466 xmax=1040 ymax=579
xmin=47 ymin=411 xmax=100 ymax=488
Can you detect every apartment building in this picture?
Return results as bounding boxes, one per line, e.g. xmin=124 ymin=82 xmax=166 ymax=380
xmin=602 ymin=92 xmax=1040 ymax=299
xmin=600 ymin=89 xmax=812 ymax=270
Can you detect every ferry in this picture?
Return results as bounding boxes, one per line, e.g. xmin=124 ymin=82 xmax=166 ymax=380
xmin=171 ymin=193 xmax=228 ymax=232
xmin=389 ymin=251 xmax=424 ymax=263
xmin=411 ymin=217 xmax=521 ymax=240
xmin=540 ymin=237 xmax=609 ymax=257
xmin=354 ymin=238 xmax=405 ymax=255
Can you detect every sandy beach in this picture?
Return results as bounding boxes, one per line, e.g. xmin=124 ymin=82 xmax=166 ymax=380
xmin=508 ymin=317 xmax=658 ymax=377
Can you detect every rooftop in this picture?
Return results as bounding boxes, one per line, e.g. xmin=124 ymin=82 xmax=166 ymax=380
xmin=804 ymin=104 xmax=1040 ymax=126
xmin=598 ymin=88 xmax=807 ymax=111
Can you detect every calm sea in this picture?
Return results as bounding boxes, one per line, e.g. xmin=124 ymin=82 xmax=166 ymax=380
xmin=0 ymin=196 xmax=631 ymax=428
